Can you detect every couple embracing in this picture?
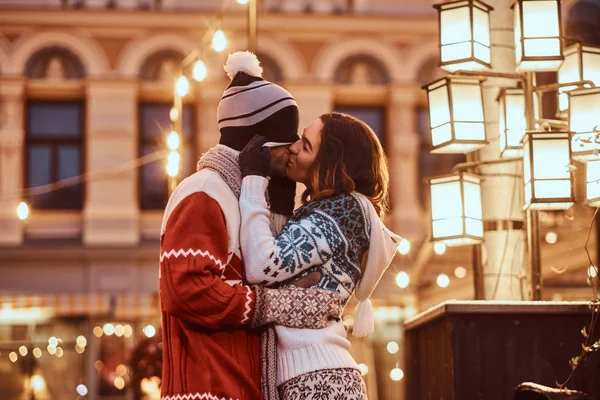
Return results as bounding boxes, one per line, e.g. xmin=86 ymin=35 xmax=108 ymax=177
xmin=159 ymin=51 xmax=400 ymax=400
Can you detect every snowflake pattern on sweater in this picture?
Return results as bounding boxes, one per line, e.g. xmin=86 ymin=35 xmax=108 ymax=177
xmin=267 ymin=193 xmax=371 ymax=303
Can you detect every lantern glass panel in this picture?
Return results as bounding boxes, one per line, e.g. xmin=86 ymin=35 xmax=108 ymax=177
xmin=586 ymin=160 xmax=600 ymax=206
xmin=569 ymin=88 xmax=600 ymax=160
xmin=440 ymin=6 xmax=472 ymax=63
xmin=431 ymin=179 xmax=464 ymax=239
xmin=473 ymin=7 xmax=491 ymax=63
xmin=522 ymin=1 xmax=560 ymax=39
xmin=558 ymin=50 xmax=580 ymax=111
xmin=451 ymin=83 xmax=485 ymax=141
xmin=463 ymin=179 xmax=483 ymax=237
xmin=499 ymin=90 xmax=526 ymax=157
xmin=583 ymin=49 xmax=600 ymax=85
xmin=523 ymin=139 xmax=532 ymax=205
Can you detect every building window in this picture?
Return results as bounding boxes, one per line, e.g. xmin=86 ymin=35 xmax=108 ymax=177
xmin=139 ymin=103 xmax=196 ymax=210
xmin=26 ymin=101 xmax=84 ymax=210
xmin=334 ymin=54 xmax=391 ymax=85
xmin=334 ymin=106 xmax=387 ymax=150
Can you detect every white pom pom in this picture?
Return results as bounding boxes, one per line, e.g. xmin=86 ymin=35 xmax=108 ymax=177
xmin=223 ymin=51 xmax=263 ymax=80
xmin=352 ymin=299 xmax=375 ymax=337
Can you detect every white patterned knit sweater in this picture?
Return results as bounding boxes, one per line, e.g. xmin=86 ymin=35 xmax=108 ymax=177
xmin=240 ymin=175 xmax=384 ymax=385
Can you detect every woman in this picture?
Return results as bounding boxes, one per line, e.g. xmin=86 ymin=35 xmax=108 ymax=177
xmin=239 ymin=112 xmax=401 ymax=399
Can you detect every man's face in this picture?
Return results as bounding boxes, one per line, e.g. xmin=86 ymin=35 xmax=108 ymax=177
xmin=270 ymin=145 xmax=290 ymax=177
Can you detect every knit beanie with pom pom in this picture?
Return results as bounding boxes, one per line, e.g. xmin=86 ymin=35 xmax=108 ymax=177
xmin=217 ymin=51 xmax=300 ymax=151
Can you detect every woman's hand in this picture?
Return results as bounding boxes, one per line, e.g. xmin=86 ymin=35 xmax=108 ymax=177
xmin=240 ymin=135 xmax=271 ymax=178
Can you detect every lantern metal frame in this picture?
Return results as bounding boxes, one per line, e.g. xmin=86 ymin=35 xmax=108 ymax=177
xmin=429 ymin=172 xmax=484 ymax=247
xmin=568 ymin=86 xmax=600 ymax=161
xmin=522 ymin=130 xmax=574 ymax=210
xmin=423 ymin=76 xmax=488 ymax=154
xmin=512 ymin=0 xmax=564 ymax=72
xmin=434 ymin=0 xmax=494 ymax=72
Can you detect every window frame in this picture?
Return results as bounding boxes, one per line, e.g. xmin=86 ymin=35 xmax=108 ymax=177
xmin=24 ymin=99 xmax=86 ymax=210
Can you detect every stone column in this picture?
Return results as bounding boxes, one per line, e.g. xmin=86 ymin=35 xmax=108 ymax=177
xmin=387 ymin=87 xmax=425 ymax=240
xmin=0 ymin=79 xmax=25 ymax=246
xmin=84 ymin=80 xmax=139 ymax=246
xmin=287 ymin=84 xmax=333 ymax=133
xmin=478 ymin=0 xmax=526 ymax=300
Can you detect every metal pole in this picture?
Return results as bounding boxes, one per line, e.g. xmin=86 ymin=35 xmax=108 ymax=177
xmin=523 ymin=71 xmax=542 ymax=300
xmin=248 ymin=0 xmax=258 ymax=53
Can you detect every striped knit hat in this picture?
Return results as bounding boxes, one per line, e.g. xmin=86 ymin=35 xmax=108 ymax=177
xmin=217 ymin=51 xmax=300 ymax=151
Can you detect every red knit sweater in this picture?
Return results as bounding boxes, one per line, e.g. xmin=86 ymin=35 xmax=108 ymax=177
xmin=159 ymin=182 xmax=263 ymax=400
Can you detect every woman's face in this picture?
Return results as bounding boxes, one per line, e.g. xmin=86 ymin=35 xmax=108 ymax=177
xmin=286 ymin=118 xmax=323 ymax=185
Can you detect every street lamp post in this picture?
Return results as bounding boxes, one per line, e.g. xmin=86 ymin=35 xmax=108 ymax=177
xmin=248 ymin=0 xmax=258 ymax=53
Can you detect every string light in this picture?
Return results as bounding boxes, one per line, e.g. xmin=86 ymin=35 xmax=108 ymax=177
xmin=17 ymin=201 xmax=29 ymax=220
xmin=31 ymin=375 xmax=44 ymax=391
xmin=433 ymin=242 xmax=447 ymax=255
xmin=93 ymin=326 xmax=103 ymax=337
xmin=169 ymin=106 xmax=179 ymax=122
xmin=397 ymin=238 xmax=411 ymax=255
xmin=387 ymin=341 xmax=399 ymax=354
xmin=124 ymin=324 xmax=133 ymax=338
xmin=212 ymin=29 xmax=227 ymax=52
xmin=143 ymin=324 xmax=156 ymax=338
xmin=358 ymin=363 xmax=369 ymax=376
xmin=237 ymin=0 xmax=249 ymax=4
xmin=396 ymin=271 xmax=410 ymax=289
xmin=166 ymin=151 xmax=180 ymax=177
xmin=47 ymin=345 xmax=56 ymax=355
xmin=76 ymin=384 xmax=88 ymax=396
xmin=9 ymin=352 xmax=17 ymax=362
xmin=76 ymin=335 xmax=87 ymax=347
xmin=437 ymin=273 xmax=450 ymax=288
xmin=390 ymin=367 xmax=404 ymax=381
xmin=114 ymin=376 xmax=125 ymax=390
xmin=167 ymin=131 xmax=180 ymax=150
xmin=175 ymin=76 xmax=189 ymax=97
xmin=56 ymin=347 xmax=64 ymax=358
xmin=32 ymin=348 xmax=42 ymax=358
xmin=115 ymin=324 xmax=125 ymax=337
xmin=48 ymin=337 xmax=58 ymax=347
xmin=545 ymin=231 xmax=558 ymax=244
xmin=103 ymin=323 xmax=115 ymax=336
xmin=454 ymin=266 xmax=467 ymax=279
xmin=193 ymin=59 xmax=208 ymax=82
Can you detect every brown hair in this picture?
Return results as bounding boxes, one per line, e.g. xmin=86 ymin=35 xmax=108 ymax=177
xmin=301 ymin=112 xmax=390 ymax=218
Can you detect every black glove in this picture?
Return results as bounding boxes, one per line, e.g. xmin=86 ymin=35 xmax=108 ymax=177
xmin=239 ymin=135 xmax=271 ymax=178
xmin=268 ymin=176 xmax=296 ymax=216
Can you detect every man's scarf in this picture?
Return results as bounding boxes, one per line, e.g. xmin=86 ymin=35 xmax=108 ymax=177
xmin=197 ymin=145 xmax=280 ymax=400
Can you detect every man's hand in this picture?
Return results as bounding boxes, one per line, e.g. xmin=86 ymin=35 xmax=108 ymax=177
xmin=251 ymin=286 xmax=342 ymax=329
xmin=240 ymin=135 xmax=271 ymax=178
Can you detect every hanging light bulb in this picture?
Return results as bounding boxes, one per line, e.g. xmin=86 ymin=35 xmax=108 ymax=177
xmin=167 ymin=131 xmax=180 ymax=150
xmin=212 ymin=29 xmax=227 ymax=53
xmin=166 ymin=151 xmax=180 ymax=178
xmin=175 ymin=76 xmax=189 ymax=97
xmin=17 ymin=201 xmax=29 ymax=220
xmin=169 ymin=106 xmax=179 ymax=122
xmin=193 ymin=59 xmax=208 ymax=82
xmin=397 ymin=238 xmax=411 ymax=255
xmin=237 ymin=0 xmax=249 ymax=4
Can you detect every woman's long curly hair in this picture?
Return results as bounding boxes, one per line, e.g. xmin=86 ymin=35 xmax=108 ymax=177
xmin=301 ymin=112 xmax=390 ymax=218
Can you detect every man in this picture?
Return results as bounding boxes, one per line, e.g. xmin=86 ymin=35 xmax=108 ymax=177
xmin=159 ymin=51 xmax=340 ymax=400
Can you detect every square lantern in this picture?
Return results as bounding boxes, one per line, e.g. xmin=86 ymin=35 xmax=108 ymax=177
xmin=586 ymin=160 xmax=600 ymax=206
xmin=522 ymin=131 xmax=574 ymax=210
xmin=568 ymin=87 xmax=600 ymax=161
xmin=435 ymin=0 xmax=493 ymax=72
xmin=513 ymin=0 xmax=564 ymax=72
xmin=429 ymin=172 xmax=483 ymax=246
xmin=424 ymin=76 xmax=487 ymax=154
xmin=557 ymin=43 xmax=600 ymax=113
xmin=497 ymin=87 xmax=526 ymax=158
